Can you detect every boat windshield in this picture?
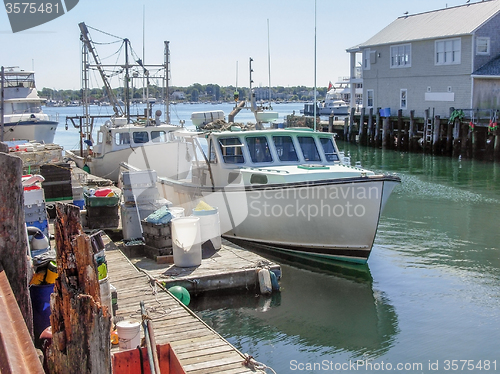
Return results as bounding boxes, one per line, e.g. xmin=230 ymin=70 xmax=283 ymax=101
xmin=247 ymin=136 xmax=272 ymax=163
xmin=273 ymin=135 xmax=298 ymax=162
xmin=151 ymin=131 xmax=167 ymax=143
xmin=319 ymin=137 xmax=340 ymax=162
xmin=298 ymin=136 xmax=321 ymax=162
xmin=11 ymin=102 xmax=42 ymax=114
xmin=219 ymin=137 xmax=245 ymax=164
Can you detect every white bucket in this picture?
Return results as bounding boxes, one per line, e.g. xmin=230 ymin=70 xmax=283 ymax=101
xmin=116 ymin=320 xmax=141 ymax=350
xmin=192 ymin=208 xmax=221 ymax=250
xmin=172 ymin=217 xmax=202 ymax=267
xmin=99 ymin=276 xmax=112 ymax=314
xmin=170 ymin=206 xmax=185 ymax=218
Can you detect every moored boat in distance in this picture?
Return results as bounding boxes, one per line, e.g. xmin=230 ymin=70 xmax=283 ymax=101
xmin=126 ymin=124 xmax=400 ymax=264
xmin=1 ymin=69 xmax=58 ymax=143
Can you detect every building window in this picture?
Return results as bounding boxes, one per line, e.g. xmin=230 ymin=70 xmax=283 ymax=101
xmin=366 ymin=89 xmax=374 ymax=108
xmin=476 ymin=37 xmax=490 ymax=55
xmin=400 ymin=89 xmax=407 ymax=110
xmin=363 ymin=48 xmax=371 ymax=70
xmin=390 ymin=44 xmax=411 ymax=68
xmin=435 ymin=38 xmax=461 ymax=65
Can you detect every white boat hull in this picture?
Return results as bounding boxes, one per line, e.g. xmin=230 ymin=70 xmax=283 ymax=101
xmin=158 ymin=176 xmax=399 ymax=263
xmin=3 ymin=120 xmax=58 ymax=144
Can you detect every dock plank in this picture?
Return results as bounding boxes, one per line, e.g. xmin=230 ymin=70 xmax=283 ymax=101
xmin=104 ymin=241 xmax=267 ymax=373
xmin=129 ymin=238 xmax=280 ymax=293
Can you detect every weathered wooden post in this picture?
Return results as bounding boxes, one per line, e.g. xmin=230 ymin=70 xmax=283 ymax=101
xmin=409 ymin=110 xmax=415 ymax=151
xmin=0 ymin=146 xmax=34 ymax=338
xmin=494 ymin=110 xmax=500 ymax=160
xmin=343 ymin=117 xmax=348 ymax=141
xmin=382 ymin=117 xmax=391 ymax=149
xmin=367 ymin=108 xmax=374 ymax=146
xmin=328 ymin=114 xmax=334 ymax=133
xmin=433 ymin=115 xmax=441 ymax=154
xmin=359 ymin=107 xmax=366 ymax=145
xmin=446 ymin=121 xmax=454 ymax=155
xmin=462 ymin=121 xmax=469 ymax=157
xmin=348 ymin=107 xmax=356 ymax=143
xmin=375 ymin=108 xmax=381 ymax=147
xmin=397 ymin=109 xmax=403 ymax=151
xmin=47 ymin=203 xmax=111 ymax=374
xmin=472 ymin=109 xmax=479 ymax=158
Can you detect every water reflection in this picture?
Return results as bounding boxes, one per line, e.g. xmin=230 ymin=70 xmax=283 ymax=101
xmin=337 ymin=140 xmax=500 ymax=277
xmin=191 ymin=258 xmax=398 ymax=359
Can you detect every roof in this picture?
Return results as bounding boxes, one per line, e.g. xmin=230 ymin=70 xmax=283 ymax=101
xmin=349 ymin=0 xmax=500 ymax=50
xmin=473 ymin=54 xmax=500 ymax=75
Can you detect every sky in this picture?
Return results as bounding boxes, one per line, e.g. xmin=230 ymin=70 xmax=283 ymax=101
xmin=0 ymin=0 xmax=472 ymax=91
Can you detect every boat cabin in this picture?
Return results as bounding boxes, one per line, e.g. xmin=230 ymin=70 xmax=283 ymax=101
xmin=209 ymin=128 xmax=340 ymax=166
xmin=184 ymin=128 xmax=345 ymax=187
xmin=93 ymin=118 xmax=179 ymax=155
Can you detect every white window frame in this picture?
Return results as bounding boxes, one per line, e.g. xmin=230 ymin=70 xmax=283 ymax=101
xmin=476 ymin=37 xmax=490 ymax=55
xmin=366 ymin=89 xmax=374 ymax=108
xmin=363 ymin=48 xmax=371 ymax=70
xmin=400 ymin=89 xmax=407 ymax=110
xmin=390 ymin=44 xmax=411 ymax=68
xmin=435 ymin=38 xmax=461 ymax=65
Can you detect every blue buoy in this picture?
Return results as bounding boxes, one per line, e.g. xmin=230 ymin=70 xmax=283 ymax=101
xmin=168 ymin=286 xmax=190 ymax=306
xmin=270 ymin=270 xmax=280 ymax=292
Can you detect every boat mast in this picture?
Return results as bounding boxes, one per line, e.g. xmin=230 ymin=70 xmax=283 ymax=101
xmin=164 ymin=41 xmax=171 ymax=123
xmin=249 ymin=57 xmax=256 ymax=113
xmin=124 ymin=38 xmax=131 ymax=123
xmin=78 ymin=22 xmax=124 ymax=117
xmin=82 ymin=39 xmax=90 ymax=156
xmin=267 ymin=19 xmax=272 ymax=107
xmin=313 ymin=0 xmax=317 ymax=132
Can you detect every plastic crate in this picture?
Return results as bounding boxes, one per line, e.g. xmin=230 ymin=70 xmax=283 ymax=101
xmin=24 ymin=188 xmax=45 ymax=206
xmin=84 ymin=192 xmax=120 ymax=207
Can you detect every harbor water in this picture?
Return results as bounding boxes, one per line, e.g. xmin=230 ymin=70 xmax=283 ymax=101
xmin=46 ymin=103 xmax=500 ymax=373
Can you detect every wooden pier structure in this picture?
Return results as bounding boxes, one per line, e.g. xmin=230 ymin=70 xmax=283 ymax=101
xmin=288 ymin=107 xmax=500 ymax=161
xmin=106 ymin=237 xmax=277 ymax=373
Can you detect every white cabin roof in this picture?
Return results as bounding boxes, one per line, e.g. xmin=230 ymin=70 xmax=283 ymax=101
xmin=348 ymin=0 xmax=500 ymax=50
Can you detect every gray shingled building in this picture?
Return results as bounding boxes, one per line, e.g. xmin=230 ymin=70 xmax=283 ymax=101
xmin=347 ymin=0 xmax=500 ymax=118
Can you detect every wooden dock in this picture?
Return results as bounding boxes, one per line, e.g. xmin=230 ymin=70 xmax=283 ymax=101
xmin=106 ymin=239 xmax=276 ymax=373
xmin=128 ymin=239 xmax=281 ymax=294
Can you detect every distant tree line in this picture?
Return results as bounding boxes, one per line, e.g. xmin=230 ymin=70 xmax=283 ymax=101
xmin=40 ymin=84 xmax=327 ymax=103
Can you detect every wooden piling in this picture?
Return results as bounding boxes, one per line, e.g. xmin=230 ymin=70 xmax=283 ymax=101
xmin=375 ymin=108 xmax=381 ymax=147
xmin=47 ymin=203 xmax=112 ymax=374
xmin=367 ymin=108 xmax=374 ymax=146
xmin=495 ymin=110 xmax=500 ymax=160
xmin=382 ymin=117 xmax=391 ymax=149
xmin=397 ymin=110 xmax=403 ymax=151
xmin=0 ymin=148 xmax=34 ymax=338
xmin=461 ymin=122 xmax=469 ymax=156
xmin=348 ymin=107 xmax=356 ymax=143
xmin=409 ymin=110 xmax=415 ymax=151
xmin=359 ymin=107 xmax=366 ymax=145
xmin=446 ymin=118 xmax=454 ymax=155
xmin=433 ymin=116 xmax=441 ymax=154
xmin=453 ymin=120 xmax=461 ymax=156
xmin=328 ymin=114 xmax=333 ymax=133
xmin=343 ymin=117 xmax=348 ymax=141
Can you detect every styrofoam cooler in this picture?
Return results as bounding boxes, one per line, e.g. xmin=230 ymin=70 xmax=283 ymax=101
xmin=171 ymin=217 xmax=202 ymax=267
xmin=192 ymin=208 xmax=221 ymax=250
